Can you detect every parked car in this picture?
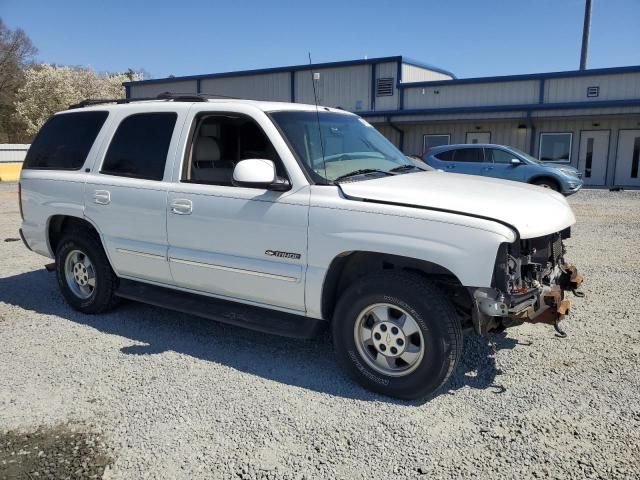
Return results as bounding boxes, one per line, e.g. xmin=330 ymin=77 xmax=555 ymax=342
xmin=19 ymin=95 xmax=582 ymax=399
xmin=423 ymin=144 xmax=583 ymax=195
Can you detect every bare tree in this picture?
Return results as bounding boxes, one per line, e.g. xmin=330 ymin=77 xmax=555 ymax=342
xmin=0 ymin=18 xmax=37 ymax=142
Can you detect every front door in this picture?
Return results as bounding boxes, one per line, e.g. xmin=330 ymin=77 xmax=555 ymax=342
xmin=166 ymin=111 xmax=309 ymax=312
xmin=578 ymin=130 xmax=609 ymax=185
xmin=466 ymin=132 xmax=490 ymax=144
xmin=614 ymin=130 xmax=640 ymax=187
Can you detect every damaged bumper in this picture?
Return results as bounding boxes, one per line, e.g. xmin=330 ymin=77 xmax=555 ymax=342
xmin=472 ymin=263 xmax=584 ymax=335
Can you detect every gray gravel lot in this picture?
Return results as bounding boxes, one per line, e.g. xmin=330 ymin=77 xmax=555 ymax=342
xmin=1 ymin=182 xmax=639 ymax=479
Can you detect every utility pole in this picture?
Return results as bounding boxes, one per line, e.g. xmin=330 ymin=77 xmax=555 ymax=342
xmin=580 ymin=0 xmax=593 ymax=70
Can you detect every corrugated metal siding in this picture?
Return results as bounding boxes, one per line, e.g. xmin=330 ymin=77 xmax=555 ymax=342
xmin=0 ymin=144 xmax=30 ymax=162
xmin=129 ymin=80 xmax=198 ymax=98
xmin=393 ymin=121 xmax=532 ymax=156
xmin=531 ymin=116 xmax=640 ymax=177
xmin=200 ymin=72 xmax=290 ymax=101
xmin=374 ymin=115 xmax=640 ymax=187
xmin=375 ymin=62 xmax=399 ymax=111
xmin=403 ymin=80 xmax=539 ymax=109
xmin=294 ymin=64 xmax=370 ymax=111
xmin=402 ymin=63 xmax=452 ymax=82
xmin=545 ymin=72 xmax=640 ymax=103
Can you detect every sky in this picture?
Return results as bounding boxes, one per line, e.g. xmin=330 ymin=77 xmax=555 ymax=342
xmin=2 ymin=0 xmax=639 ymax=80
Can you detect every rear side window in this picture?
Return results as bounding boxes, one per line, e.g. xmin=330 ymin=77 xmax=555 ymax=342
xmin=453 ymin=148 xmax=484 ymax=163
xmin=23 ymin=111 xmax=108 ymax=170
xmin=101 ymin=112 xmax=177 ymax=181
xmin=434 ymin=150 xmax=454 ymax=161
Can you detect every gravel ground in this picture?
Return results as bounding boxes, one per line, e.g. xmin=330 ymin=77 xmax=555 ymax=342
xmin=1 ymin=182 xmax=639 ymax=479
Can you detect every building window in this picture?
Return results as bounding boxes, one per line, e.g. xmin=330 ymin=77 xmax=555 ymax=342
xmin=539 ymin=133 xmax=572 ymax=163
xmin=586 ymin=86 xmax=600 ymax=97
xmin=376 ymin=78 xmax=394 ymax=97
xmin=423 ymin=134 xmax=450 ymax=153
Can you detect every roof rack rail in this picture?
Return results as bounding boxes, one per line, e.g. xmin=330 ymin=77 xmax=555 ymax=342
xmin=155 ymin=92 xmax=207 ymax=102
xmin=68 ymin=91 xmax=243 ymax=109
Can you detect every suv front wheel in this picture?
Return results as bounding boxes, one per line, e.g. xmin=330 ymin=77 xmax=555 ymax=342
xmin=55 ymin=229 xmax=120 ymax=313
xmin=332 ymin=272 xmax=463 ymax=400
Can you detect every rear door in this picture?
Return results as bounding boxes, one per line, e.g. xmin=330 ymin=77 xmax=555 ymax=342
xmin=84 ymin=106 xmax=187 ymax=284
xmin=446 ymin=147 xmax=486 ymax=176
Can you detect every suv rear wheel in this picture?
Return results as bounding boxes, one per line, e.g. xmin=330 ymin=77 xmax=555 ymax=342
xmin=55 ymin=229 xmax=120 ymax=313
xmin=332 ymin=272 xmax=462 ymax=400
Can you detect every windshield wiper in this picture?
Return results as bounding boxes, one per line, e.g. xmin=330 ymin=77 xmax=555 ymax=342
xmin=334 ymin=169 xmax=394 ymax=182
xmin=389 ymin=164 xmax=422 ymax=173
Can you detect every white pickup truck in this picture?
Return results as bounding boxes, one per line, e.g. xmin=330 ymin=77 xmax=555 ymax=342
xmin=18 ymin=95 xmax=582 ymax=399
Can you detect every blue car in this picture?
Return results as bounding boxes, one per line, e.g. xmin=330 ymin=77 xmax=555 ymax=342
xmin=423 ymin=144 xmax=583 ymax=195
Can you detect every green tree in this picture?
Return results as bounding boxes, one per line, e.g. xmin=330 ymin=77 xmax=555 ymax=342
xmin=0 ymin=18 xmax=37 ymax=143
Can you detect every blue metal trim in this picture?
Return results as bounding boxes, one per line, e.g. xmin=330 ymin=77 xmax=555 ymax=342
xmin=196 ymin=79 xmax=201 ymax=94
xmin=123 ymin=55 xmax=404 ymax=86
xmin=397 ymin=64 xmax=640 ymax=89
xmin=528 ymin=113 xmax=536 ymax=154
xmin=386 ymin=117 xmax=405 ymax=151
xmin=125 ymin=85 xmax=131 ymax=99
xmin=290 ymin=71 xmax=295 ymax=103
xmin=538 ymin=79 xmax=545 ymax=104
xmin=397 ymin=60 xmax=404 ymax=110
xmin=400 ymin=57 xmax=457 ymax=79
xmin=370 ymin=63 xmax=376 ymax=111
xmin=358 ymin=98 xmax=640 ymax=117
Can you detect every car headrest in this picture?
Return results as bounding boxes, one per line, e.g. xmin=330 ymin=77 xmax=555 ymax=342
xmin=195 ymin=137 xmax=221 ymax=162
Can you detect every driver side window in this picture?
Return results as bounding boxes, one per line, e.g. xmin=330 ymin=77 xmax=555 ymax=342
xmin=486 ymin=148 xmax=516 ymax=164
xmin=183 ymin=114 xmax=286 ymax=186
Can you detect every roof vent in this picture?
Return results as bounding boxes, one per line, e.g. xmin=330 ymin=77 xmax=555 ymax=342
xmin=376 ymin=77 xmax=394 ymax=97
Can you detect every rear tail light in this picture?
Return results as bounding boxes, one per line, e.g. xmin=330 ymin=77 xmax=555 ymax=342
xmin=18 ymin=181 xmax=24 ymax=220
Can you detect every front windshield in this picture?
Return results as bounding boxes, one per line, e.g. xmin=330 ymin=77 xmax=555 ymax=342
xmin=506 ymin=146 xmax=542 ymax=164
xmin=270 ymin=111 xmax=413 ymax=182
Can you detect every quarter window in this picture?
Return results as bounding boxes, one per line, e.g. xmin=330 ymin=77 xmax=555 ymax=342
xmin=23 ymin=111 xmax=108 ymax=170
xmin=101 ymin=112 xmax=177 ymax=180
xmin=453 ymin=148 xmax=484 ymax=163
xmin=539 ymin=133 xmax=572 ymax=163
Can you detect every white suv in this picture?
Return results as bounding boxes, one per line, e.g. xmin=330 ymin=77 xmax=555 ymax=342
xmin=18 ymin=95 xmax=583 ymax=399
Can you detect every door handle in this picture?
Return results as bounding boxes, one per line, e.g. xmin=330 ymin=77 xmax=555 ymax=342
xmin=445 ymin=164 xmax=455 ymax=169
xmin=170 ymin=199 xmax=192 ymax=215
xmin=482 ymin=166 xmax=494 ymax=171
xmin=93 ymin=190 xmax=110 ymax=205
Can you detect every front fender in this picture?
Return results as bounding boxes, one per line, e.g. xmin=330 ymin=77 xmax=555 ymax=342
xmin=305 ymin=200 xmax=515 ymax=319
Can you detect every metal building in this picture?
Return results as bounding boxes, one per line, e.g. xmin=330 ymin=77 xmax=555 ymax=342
xmin=124 ymin=56 xmax=640 ymax=188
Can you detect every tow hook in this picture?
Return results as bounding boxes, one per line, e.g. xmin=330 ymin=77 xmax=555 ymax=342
xmin=560 ymin=264 xmax=585 ymax=297
xmin=528 ymin=288 xmax=571 ymax=337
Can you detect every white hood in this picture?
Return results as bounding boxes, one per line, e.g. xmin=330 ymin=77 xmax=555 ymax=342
xmin=339 ymin=171 xmax=576 ymax=239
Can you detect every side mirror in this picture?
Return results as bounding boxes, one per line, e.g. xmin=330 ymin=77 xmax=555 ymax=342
xmin=511 ymin=158 xmax=522 ymax=166
xmin=232 ymin=159 xmax=290 ymax=191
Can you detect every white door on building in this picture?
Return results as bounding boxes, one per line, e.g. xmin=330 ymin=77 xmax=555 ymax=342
xmin=466 ymin=132 xmax=491 ymax=144
xmin=578 ymin=130 xmax=609 ymax=186
xmin=614 ymin=130 xmax=640 ymax=187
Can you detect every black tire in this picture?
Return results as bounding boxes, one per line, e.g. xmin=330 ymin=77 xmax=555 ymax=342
xmin=332 ymin=272 xmax=463 ymax=400
xmin=55 ymin=228 xmax=120 ymax=314
xmin=532 ymin=178 xmax=560 ymax=192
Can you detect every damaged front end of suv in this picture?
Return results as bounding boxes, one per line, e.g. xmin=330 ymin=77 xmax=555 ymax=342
xmin=472 ymin=227 xmax=584 ymax=335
